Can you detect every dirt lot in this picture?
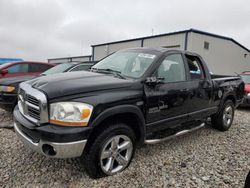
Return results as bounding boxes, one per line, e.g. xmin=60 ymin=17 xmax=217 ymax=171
xmin=0 ymin=108 xmax=249 ymax=187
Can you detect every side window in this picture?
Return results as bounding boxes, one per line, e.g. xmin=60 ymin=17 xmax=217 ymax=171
xmin=156 ymin=54 xmax=186 ymax=83
xmin=30 ymin=64 xmax=52 ymax=72
xmin=186 ymin=55 xmax=204 ymax=80
xmin=8 ymin=64 xmax=29 ymax=73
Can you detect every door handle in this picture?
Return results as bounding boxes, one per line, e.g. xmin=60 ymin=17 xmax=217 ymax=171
xmin=203 ymin=85 xmax=212 ymax=90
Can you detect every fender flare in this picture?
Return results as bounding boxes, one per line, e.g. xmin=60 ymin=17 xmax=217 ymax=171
xmin=91 ymin=105 xmax=146 ymax=146
xmin=218 ymin=92 xmax=237 ymax=113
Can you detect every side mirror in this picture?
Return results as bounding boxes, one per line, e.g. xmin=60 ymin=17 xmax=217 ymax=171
xmin=0 ymin=69 xmax=8 ymax=75
xmin=157 ymin=77 xmax=165 ymax=84
xmin=145 ymin=77 xmax=164 ymax=85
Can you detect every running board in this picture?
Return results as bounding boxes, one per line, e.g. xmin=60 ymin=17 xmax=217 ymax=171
xmin=145 ymin=123 xmax=205 ymax=145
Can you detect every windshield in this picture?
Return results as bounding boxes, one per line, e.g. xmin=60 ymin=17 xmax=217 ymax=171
xmin=240 ymin=74 xmax=250 ymax=84
xmin=42 ymin=63 xmax=74 ymax=75
xmin=91 ymin=51 xmax=156 ymax=78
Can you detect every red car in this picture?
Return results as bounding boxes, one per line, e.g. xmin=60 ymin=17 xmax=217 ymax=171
xmin=0 ymin=61 xmax=54 ymax=79
xmin=240 ymin=71 xmax=250 ymax=106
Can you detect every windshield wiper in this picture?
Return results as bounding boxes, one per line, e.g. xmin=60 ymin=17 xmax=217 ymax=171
xmin=91 ymin=68 xmax=126 ymax=79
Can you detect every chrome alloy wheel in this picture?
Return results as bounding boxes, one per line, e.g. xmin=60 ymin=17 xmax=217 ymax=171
xmin=100 ymin=135 xmax=133 ymax=175
xmin=223 ymin=105 xmax=233 ymax=126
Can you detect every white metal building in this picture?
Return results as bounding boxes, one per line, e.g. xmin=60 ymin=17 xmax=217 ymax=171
xmin=91 ymin=29 xmax=250 ymax=75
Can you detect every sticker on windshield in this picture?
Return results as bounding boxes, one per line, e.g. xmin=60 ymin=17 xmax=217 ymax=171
xmin=138 ymin=53 xmax=156 ymax=59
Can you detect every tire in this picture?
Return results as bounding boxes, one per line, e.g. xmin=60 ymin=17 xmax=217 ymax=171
xmin=82 ymin=122 xmax=136 ymax=179
xmin=211 ymin=100 xmax=235 ymax=131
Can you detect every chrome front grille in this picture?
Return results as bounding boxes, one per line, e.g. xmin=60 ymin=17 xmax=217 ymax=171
xmin=18 ymin=83 xmax=48 ymax=125
xmin=27 ymin=106 xmax=41 ymax=121
xmin=27 ymin=94 xmax=39 ymax=106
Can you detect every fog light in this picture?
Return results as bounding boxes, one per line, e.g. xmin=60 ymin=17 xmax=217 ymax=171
xmin=42 ymin=144 xmax=56 ymax=156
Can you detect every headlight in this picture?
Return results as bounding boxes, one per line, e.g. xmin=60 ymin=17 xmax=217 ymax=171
xmin=50 ymin=102 xmax=93 ymax=127
xmin=248 ymin=93 xmax=250 ymax=97
xmin=0 ymin=86 xmax=15 ymax=93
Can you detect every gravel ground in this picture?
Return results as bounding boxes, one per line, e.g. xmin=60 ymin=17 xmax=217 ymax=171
xmin=0 ymin=108 xmax=13 ymax=128
xmin=0 ymin=108 xmax=249 ymax=187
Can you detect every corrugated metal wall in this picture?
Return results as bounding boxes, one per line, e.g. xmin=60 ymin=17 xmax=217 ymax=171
xmin=90 ymin=31 xmax=250 ymax=75
xmin=143 ymin=33 xmax=185 ymax=50
xmin=187 ymin=33 xmax=250 ymax=75
xmin=92 ymin=34 xmax=185 ymax=61
xmin=93 ymin=40 xmax=141 ymax=61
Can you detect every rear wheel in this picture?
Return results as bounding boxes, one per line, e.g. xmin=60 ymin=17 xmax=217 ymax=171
xmin=82 ymin=123 xmax=136 ymax=178
xmin=211 ymin=100 xmax=235 ymax=131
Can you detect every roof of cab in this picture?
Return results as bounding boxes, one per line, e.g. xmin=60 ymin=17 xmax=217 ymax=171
xmin=119 ymin=47 xmax=201 ymax=56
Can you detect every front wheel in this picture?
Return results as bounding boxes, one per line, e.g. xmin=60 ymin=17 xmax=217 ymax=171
xmin=82 ymin=123 xmax=136 ymax=178
xmin=211 ymin=100 xmax=235 ymax=131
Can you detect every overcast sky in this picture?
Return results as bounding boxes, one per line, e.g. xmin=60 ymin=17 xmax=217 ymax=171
xmin=0 ymin=0 xmax=249 ymax=61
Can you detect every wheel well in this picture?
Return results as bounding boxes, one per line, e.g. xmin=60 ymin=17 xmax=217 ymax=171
xmin=224 ymin=95 xmax=236 ymax=106
xmin=90 ymin=113 xmax=144 ymax=146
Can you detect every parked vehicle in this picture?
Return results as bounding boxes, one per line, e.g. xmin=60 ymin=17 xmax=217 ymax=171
xmin=0 ymin=62 xmax=95 ymax=111
xmin=0 ymin=58 xmax=23 ymax=65
xmin=240 ymin=71 xmax=250 ymax=106
xmin=41 ymin=61 xmax=96 ymax=76
xmin=13 ymin=48 xmax=244 ymax=178
xmin=0 ymin=61 xmax=54 ymax=79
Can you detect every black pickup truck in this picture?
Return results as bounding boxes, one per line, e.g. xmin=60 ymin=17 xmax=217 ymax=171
xmin=13 ymin=48 xmax=244 ymax=178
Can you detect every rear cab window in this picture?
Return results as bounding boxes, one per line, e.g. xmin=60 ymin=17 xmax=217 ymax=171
xmin=185 ymin=55 xmax=205 ymax=80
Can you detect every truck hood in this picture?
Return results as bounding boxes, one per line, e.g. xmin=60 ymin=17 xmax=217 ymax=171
xmin=245 ymin=83 xmax=250 ymax=93
xmin=0 ymin=75 xmax=37 ymax=86
xmin=27 ymin=71 xmax=134 ymax=99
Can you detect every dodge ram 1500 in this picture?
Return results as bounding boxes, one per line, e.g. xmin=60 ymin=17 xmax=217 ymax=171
xmin=13 ymin=48 xmax=244 ymax=178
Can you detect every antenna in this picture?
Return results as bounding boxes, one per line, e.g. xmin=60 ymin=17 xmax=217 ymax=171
xmin=151 ymin=28 xmax=154 ymax=36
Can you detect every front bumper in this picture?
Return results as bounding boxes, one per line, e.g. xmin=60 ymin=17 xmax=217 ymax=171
xmin=14 ymin=122 xmax=87 ymax=158
xmin=14 ymin=107 xmax=93 ymax=158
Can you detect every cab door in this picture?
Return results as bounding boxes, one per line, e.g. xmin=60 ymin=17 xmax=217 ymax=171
xmin=145 ymin=53 xmax=190 ymax=131
xmin=184 ymin=54 xmax=214 ymax=120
